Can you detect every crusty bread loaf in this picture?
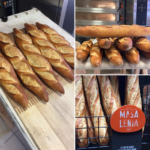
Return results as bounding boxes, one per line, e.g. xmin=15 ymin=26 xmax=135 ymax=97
xmin=124 ymin=47 xmax=140 ymax=64
xmin=76 ymin=40 xmax=93 ymax=61
xmin=75 ymin=76 xmax=88 ymax=148
xmin=125 ymin=76 xmax=142 ymax=110
xmin=133 ymin=37 xmax=150 ymax=52
xmin=110 ymin=76 xmax=121 ymax=107
xmin=13 ymin=28 xmax=64 ymax=94
xmin=0 ymin=32 xmax=48 ymax=102
xmin=76 ymin=25 xmax=150 ymax=37
xmin=98 ymin=76 xmax=120 ymax=117
xmin=0 ymin=53 xmax=28 ymax=107
xmin=36 ymin=22 xmax=74 ymax=68
xmin=105 ymin=45 xmax=123 ymax=66
xmin=83 ymin=76 xmax=109 ymax=145
xmin=90 ymin=43 xmax=103 ymax=67
xmin=24 ymin=23 xmax=74 ymax=81
xmin=98 ymin=38 xmax=111 ymax=49
xmin=115 ymin=37 xmax=133 ymax=51
xmin=85 ymin=105 xmax=97 ymax=144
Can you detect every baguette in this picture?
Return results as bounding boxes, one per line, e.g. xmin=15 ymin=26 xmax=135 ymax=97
xmin=98 ymin=38 xmax=111 ymax=49
xmin=124 ymin=47 xmax=140 ymax=64
xmin=13 ymin=28 xmax=64 ymax=94
xmin=125 ymin=76 xmax=142 ymax=110
xmin=115 ymin=37 xmax=133 ymax=51
xmin=105 ymin=45 xmax=123 ymax=66
xmin=76 ymin=40 xmax=93 ymax=61
xmin=75 ymin=76 xmax=88 ymax=148
xmin=85 ymin=105 xmax=97 ymax=144
xmin=0 ymin=53 xmax=28 ymax=107
xmin=24 ymin=23 xmax=74 ymax=81
xmin=76 ymin=25 xmax=150 ymax=37
xmin=140 ymin=50 xmax=150 ymax=58
xmin=90 ymin=43 xmax=103 ymax=67
xmin=133 ymin=37 xmax=150 ymax=52
xmin=110 ymin=76 xmax=121 ymax=107
xmin=36 ymin=22 xmax=74 ymax=68
xmin=98 ymin=76 xmax=120 ymax=117
xmin=0 ymin=32 xmax=48 ymax=102
xmin=83 ymin=76 xmax=109 ymax=145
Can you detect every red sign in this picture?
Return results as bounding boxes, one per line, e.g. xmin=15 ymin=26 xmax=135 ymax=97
xmin=110 ymin=105 xmax=146 ymax=133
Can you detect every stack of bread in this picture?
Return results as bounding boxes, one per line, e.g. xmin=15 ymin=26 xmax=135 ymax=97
xmin=0 ymin=22 xmax=74 ymax=108
xmin=75 ymin=75 xmax=142 ymax=148
xmin=76 ymin=25 xmax=150 ymax=67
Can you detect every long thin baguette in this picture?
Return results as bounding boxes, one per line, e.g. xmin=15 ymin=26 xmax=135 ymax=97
xmin=83 ymin=76 xmax=109 ymax=145
xmin=76 ymin=25 xmax=150 ymax=37
xmin=24 ymin=23 xmax=74 ymax=81
xmin=0 ymin=32 xmax=48 ymax=102
xmin=90 ymin=43 xmax=103 ymax=67
xmin=133 ymin=37 xmax=150 ymax=52
xmin=75 ymin=76 xmax=88 ymax=148
xmin=105 ymin=45 xmax=123 ymax=66
xmin=0 ymin=53 xmax=28 ymax=107
xmin=76 ymin=40 xmax=93 ymax=61
xmin=124 ymin=47 xmax=140 ymax=64
xmin=140 ymin=50 xmax=150 ymax=58
xmin=125 ymin=76 xmax=142 ymax=110
xmin=36 ymin=22 xmax=74 ymax=68
xmin=98 ymin=76 xmax=120 ymax=117
xmin=13 ymin=28 xmax=64 ymax=94
xmin=110 ymin=76 xmax=121 ymax=107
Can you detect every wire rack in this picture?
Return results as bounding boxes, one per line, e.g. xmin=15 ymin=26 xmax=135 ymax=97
xmin=76 ymin=76 xmax=150 ymax=150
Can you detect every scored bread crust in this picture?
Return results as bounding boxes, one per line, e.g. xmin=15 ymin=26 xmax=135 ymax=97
xmin=0 ymin=52 xmax=28 ymax=107
xmin=75 ymin=76 xmax=88 ymax=148
xmin=36 ymin=22 xmax=74 ymax=68
xmin=0 ymin=32 xmax=48 ymax=102
xmin=83 ymin=76 xmax=109 ymax=145
xmin=24 ymin=23 xmax=74 ymax=81
xmin=76 ymin=40 xmax=93 ymax=61
xmin=13 ymin=28 xmax=64 ymax=94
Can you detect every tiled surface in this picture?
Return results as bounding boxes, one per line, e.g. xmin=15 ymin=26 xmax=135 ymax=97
xmin=0 ymin=116 xmax=31 ymax=150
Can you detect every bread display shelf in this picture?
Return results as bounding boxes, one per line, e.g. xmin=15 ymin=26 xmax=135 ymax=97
xmin=76 ymin=55 xmax=150 ymax=70
xmin=0 ymin=8 xmax=74 ymax=150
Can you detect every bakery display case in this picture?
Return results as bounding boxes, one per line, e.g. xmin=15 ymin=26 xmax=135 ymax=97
xmin=75 ymin=75 xmax=150 ymax=150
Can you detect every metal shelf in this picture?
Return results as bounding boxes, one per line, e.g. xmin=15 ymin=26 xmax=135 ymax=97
xmin=76 ymin=7 xmax=118 ymax=13
xmin=76 ymin=20 xmax=117 ymax=26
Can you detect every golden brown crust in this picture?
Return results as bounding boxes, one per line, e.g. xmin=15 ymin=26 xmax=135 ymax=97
xmin=105 ymin=45 xmax=123 ymax=66
xmin=0 ymin=53 xmax=28 ymax=107
xmin=24 ymin=23 xmax=74 ymax=81
xmin=133 ymin=37 xmax=150 ymax=52
xmin=90 ymin=43 xmax=103 ymax=67
xmin=13 ymin=28 xmax=64 ymax=94
xmin=98 ymin=76 xmax=120 ymax=117
xmin=124 ymin=47 xmax=140 ymax=64
xmin=98 ymin=38 xmax=111 ymax=49
xmin=0 ymin=32 xmax=48 ymax=102
xmin=110 ymin=76 xmax=121 ymax=107
xmin=83 ymin=76 xmax=109 ymax=145
xmin=76 ymin=40 xmax=92 ymax=61
xmin=36 ymin=22 xmax=74 ymax=68
xmin=76 ymin=25 xmax=150 ymax=37
xmin=75 ymin=76 xmax=88 ymax=148
xmin=125 ymin=76 xmax=142 ymax=110
xmin=115 ymin=37 xmax=133 ymax=51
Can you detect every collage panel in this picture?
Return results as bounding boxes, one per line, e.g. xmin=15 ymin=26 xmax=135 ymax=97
xmin=75 ymin=75 xmax=150 ymax=150
xmin=75 ymin=0 xmax=150 ymax=75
